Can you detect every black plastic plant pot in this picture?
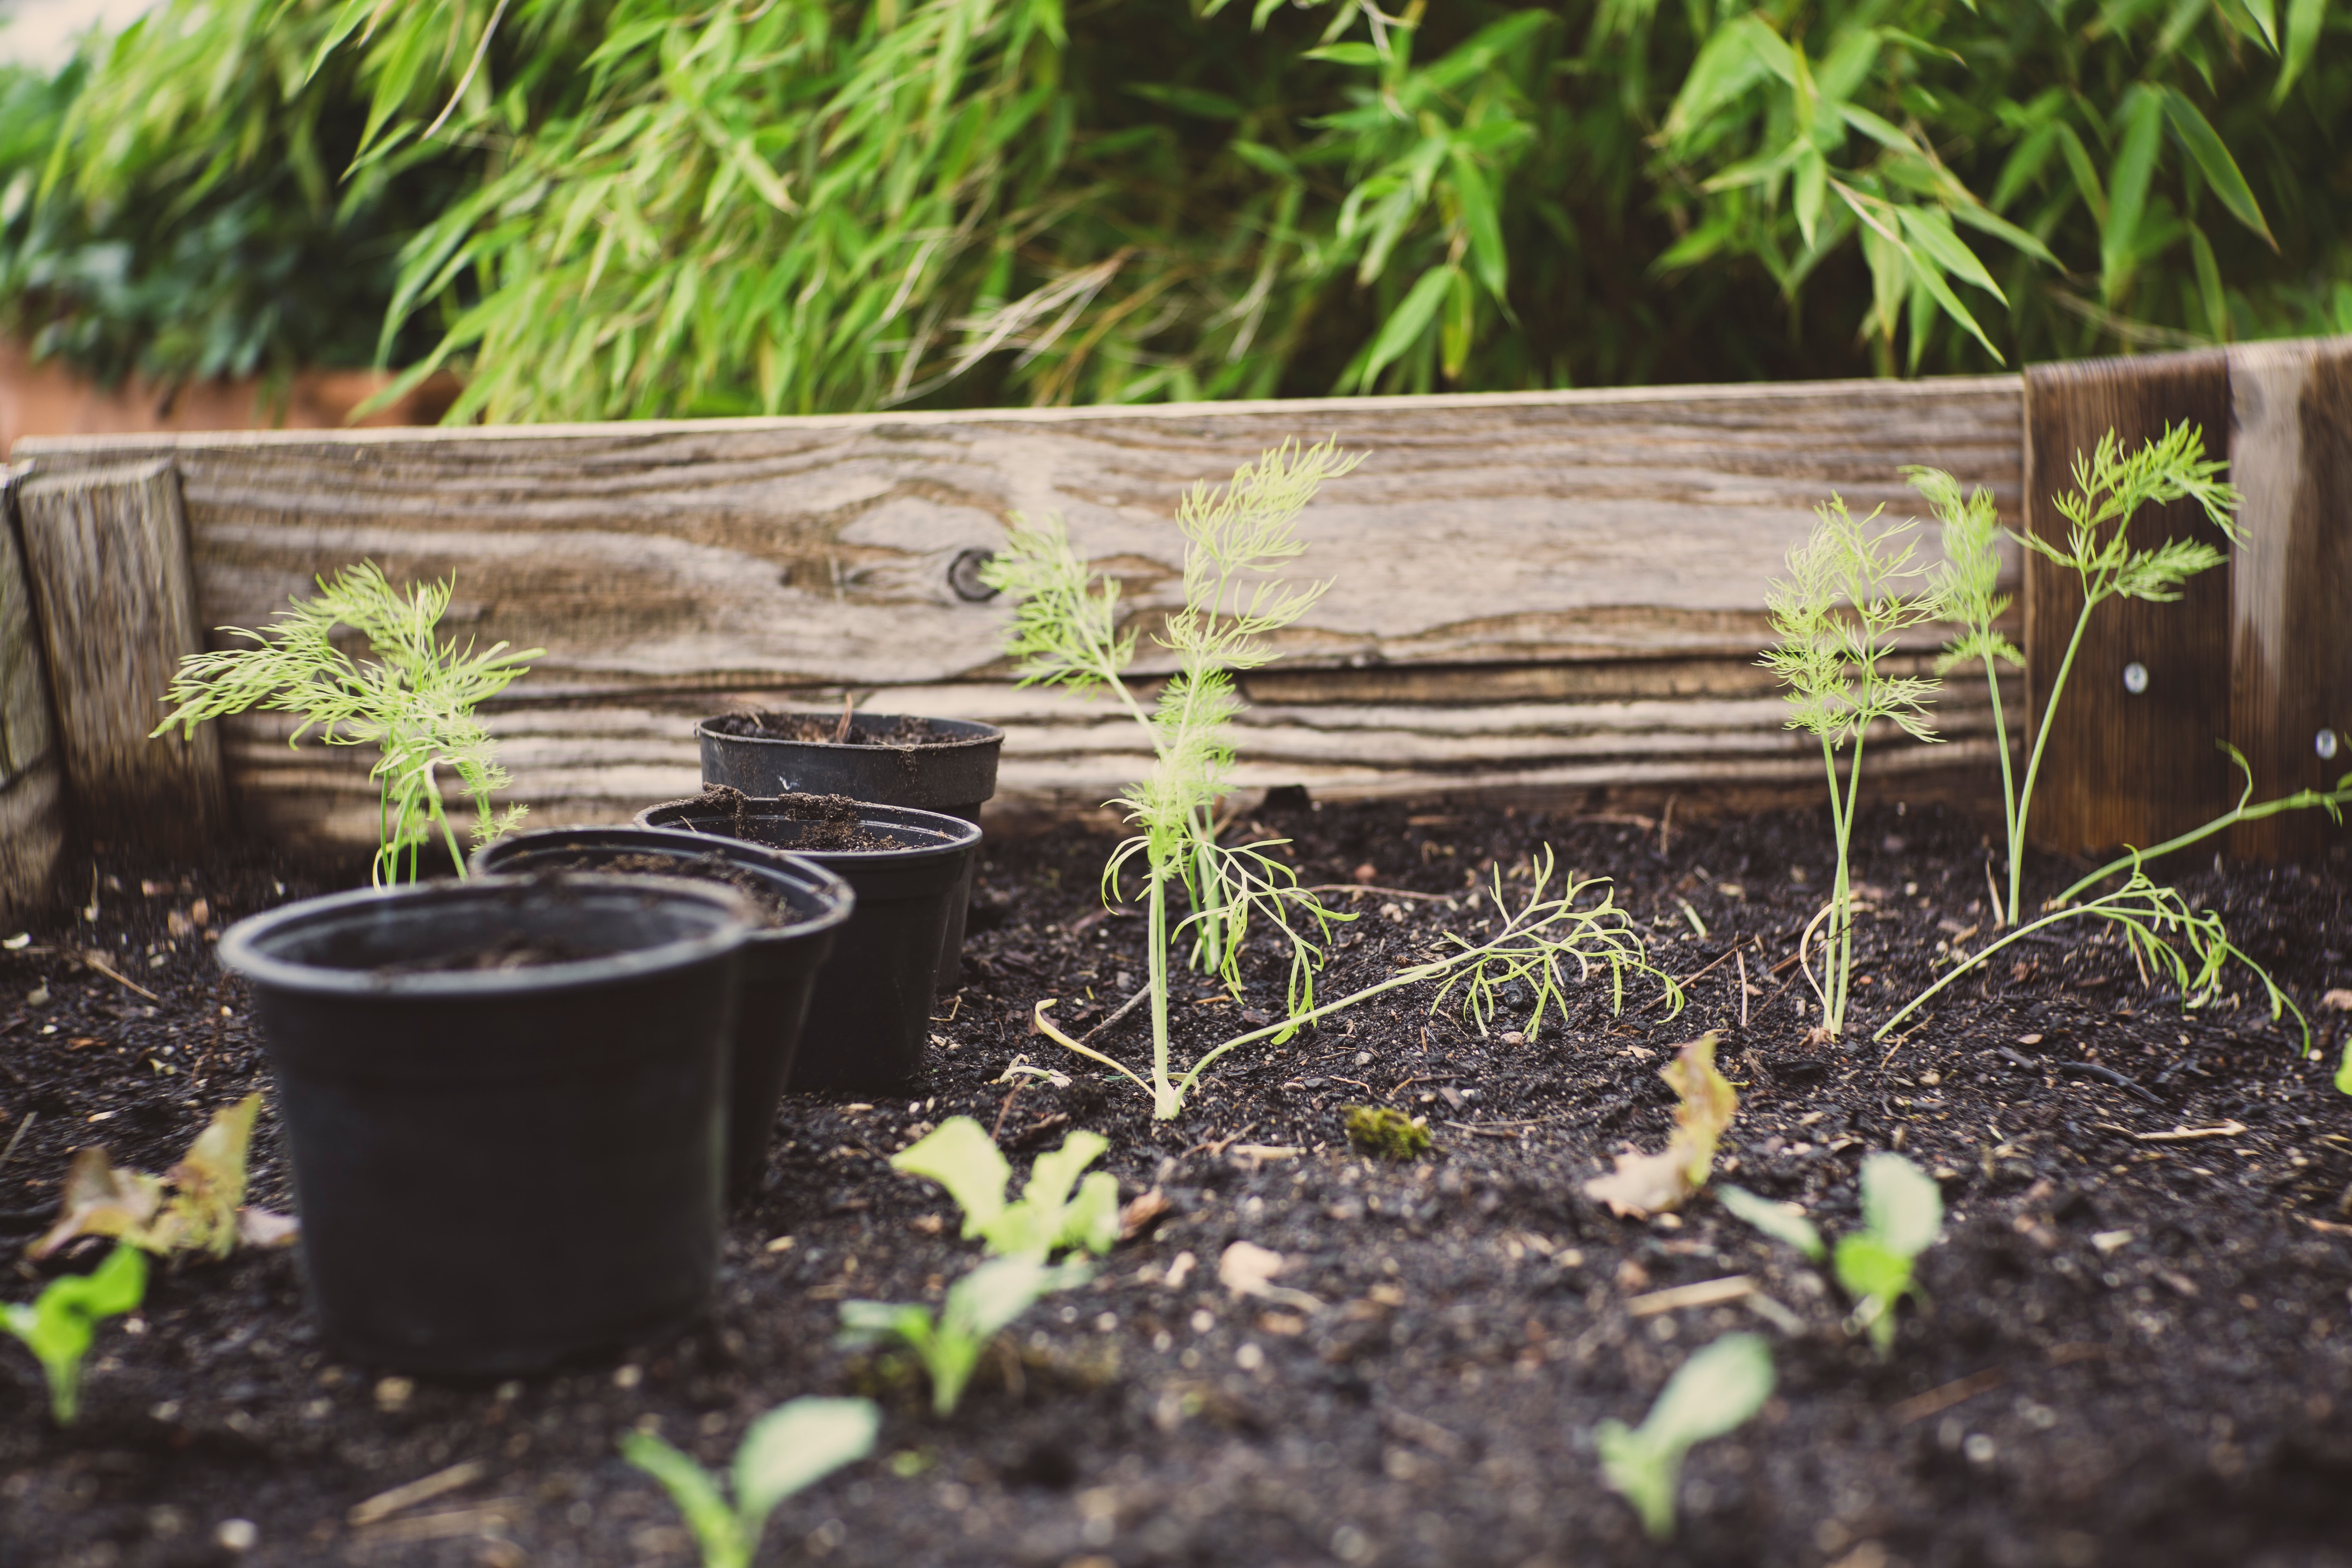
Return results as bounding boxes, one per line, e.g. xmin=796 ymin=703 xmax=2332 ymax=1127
xmin=695 ymin=712 xmax=1003 ymax=990
xmin=217 ymin=874 xmax=757 ymax=1376
xmin=470 ymin=827 xmax=855 ymax=1200
xmin=634 ymin=793 xmax=982 ymax=1094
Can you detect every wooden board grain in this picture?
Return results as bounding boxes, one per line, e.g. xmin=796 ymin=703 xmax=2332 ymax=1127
xmin=2022 ymin=350 xmax=2238 ymax=855
xmin=0 ymin=465 xmax=62 ymax=917
xmin=2223 ymin=339 xmax=2352 ymax=860
xmin=16 ymin=378 xmax=2026 ymax=853
xmin=15 ymin=461 xmax=227 ymax=853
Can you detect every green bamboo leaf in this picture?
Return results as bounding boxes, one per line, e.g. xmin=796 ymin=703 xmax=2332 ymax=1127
xmin=1662 ymin=18 xmax=1775 ymax=143
xmin=2187 ymin=222 xmax=2229 ymax=338
xmin=1896 ymin=207 xmax=2004 ymax=301
xmin=1793 ymin=144 xmax=1826 ymax=247
xmin=2158 ymin=87 xmax=2274 ymax=247
xmin=1448 ymin=150 xmax=1509 ymax=301
xmin=2101 ymin=87 xmax=2165 ymax=305
xmin=2273 ymin=0 xmax=2326 ymax=103
xmin=2241 ymin=0 xmax=2281 ymax=47
xmin=1357 ymin=264 xmax=1455 ymax=392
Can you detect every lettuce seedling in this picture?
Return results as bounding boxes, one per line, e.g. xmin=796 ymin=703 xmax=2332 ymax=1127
xmin=1596 ymin=1332 xmax=1775 ymax=1540
xmin=890 ymin=1118 xmax=1119 ymax=1260
xmin=1761 ymin=499 xmax=1941 ymax=1037
xmin=1720 ymin=1153 xmax=1944 ymax=1356
xmin=838 ymin=1256 xmax=1089 ymax=1416
xmin=153 ymin=563 xmax=541 ymax=884
xmin=1835 ymin=1153 xmax=1944 ymax=1355
xmin=30 ymin=1094 xmax=296 ymax=1260
xmin=3 ymin=1243 xmax=146 ymax=1423
xmin=1584 ymin=1033 xmax=1736 ymax=1218
xmin=621 ymin=1396 xmax=879 ymax=1568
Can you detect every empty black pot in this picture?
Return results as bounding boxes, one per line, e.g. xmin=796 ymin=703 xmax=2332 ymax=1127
xmin=218 ymin=874 xmax=756 ymax=1374
xmin=635 ymin=793 xmax=981 ymax=1093
xmin=472 ymin=827 xmax=854 ymax=1199
xmin=696 ymin=712 xmax=1003 ymax=989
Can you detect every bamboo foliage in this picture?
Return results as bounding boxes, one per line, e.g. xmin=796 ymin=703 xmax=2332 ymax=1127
xmin=8 ymin=0 xmax=2346 ymax=412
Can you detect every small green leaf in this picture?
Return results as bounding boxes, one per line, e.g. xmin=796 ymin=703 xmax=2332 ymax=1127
xmin=624 ymin=1431 xmax=748 ymax=1568
xmin=1793 ymin=145 xmax=1826 ymax=248
xmin=1858 ymin=1153 xmax=1944 ymax=1258
xmin=891 ymin=1118 xmax=1011 ymax=1242
xmin=2 ymin=1243 xmax=146 ymax=1425
xmin=733 ymin=1398 xmax=880 ymax=1532
xmin=1716 ymin=1184 xmax=1826 ymax=1261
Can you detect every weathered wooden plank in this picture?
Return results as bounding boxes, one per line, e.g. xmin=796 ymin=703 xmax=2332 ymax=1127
xmin=0 ymin=465 xmax=64 ymax=918
xmin=15 ymin=378 xmax=2027 ymax=853
xmin=16 ymin=461 xmax=228 ymax=853
xmin=2022 ymin=350 xmax=2238 ymax=855
xmin=2223 ymin=338 xmax=2352 ymax=860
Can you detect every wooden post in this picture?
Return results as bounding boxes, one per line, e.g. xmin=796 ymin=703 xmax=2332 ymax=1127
xmin=16 ymin=459 xmax=228 ymax=854
xmin=2022 ymin=348 xmax=2238 ymax=856
xmin=2223 ymin=337 xmax=2352 ymax=860
xmin=0 ymin=465 xmax=66 ymax=918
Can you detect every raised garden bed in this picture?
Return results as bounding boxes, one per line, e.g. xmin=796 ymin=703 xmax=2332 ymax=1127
xmin=2 ymin=797 xmax=2345 ymax=1567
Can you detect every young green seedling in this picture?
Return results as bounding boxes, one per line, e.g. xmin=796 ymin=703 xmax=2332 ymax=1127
xmin=1721 ymin=1153 xmax=1943 ymax=1355
xmin=1596 ymin=1332 xmax=1775 ymax=1540
xmin=1874 ymin=856 xmax=2305 ymax=1049
xmin=1585 ymin=1032 xmax=1737 ymax=1218
xmin=838 ymin=1256 xmax=1089 ymax=1416
xmin=1836 ymin=1153 xmax=1945 ymax=1354
xmin=982 ymin=440 xmax=1362 ymax=1118
xmin=1033 ymin=846 xmax=1679 ymax=1120
xmin=621 ymin=1396 xmax=879 ymax=1568
xmin=1761 ymin=499 xmax=1940 ymax=1036
xmin=3 ymin=1243 xmax=147 ymax=1424
xmin=153 ymin=563 xmax=541 ymax=884
xmin=1343 ymin=1105 xmax=1430 ymax=1162
xmin=889 ymin=1118 xmax=1119 ymax=1260
xmin=1919 ymin=423 xmax=2239 ymax=927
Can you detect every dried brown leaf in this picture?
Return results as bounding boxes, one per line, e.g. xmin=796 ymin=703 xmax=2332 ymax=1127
xmin=27 ymin=1146 xmax=164 ymax=1258
xmin=1582 ymin=1032 xmax=1737 ymax=1219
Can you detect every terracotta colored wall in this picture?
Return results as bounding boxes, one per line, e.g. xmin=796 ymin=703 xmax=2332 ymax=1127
xmin=0 ymin=340 xmax=459 ymax=456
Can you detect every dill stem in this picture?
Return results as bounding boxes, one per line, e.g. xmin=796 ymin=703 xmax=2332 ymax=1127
xmin=2012 ymin=597 xmax=2094 ymax=926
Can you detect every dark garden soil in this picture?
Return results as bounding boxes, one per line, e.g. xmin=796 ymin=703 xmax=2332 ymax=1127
xmin=2 ymin=799 xmax=2349 ymax=1568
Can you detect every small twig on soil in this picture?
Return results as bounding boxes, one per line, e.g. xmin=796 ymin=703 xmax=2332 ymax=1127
xmin=80 ymin=951 xmax=159 ymax=1004
xmin=1890 ymin=1368 xmax=2006 ymax=1426
xmin=1082 ymin=984 xmax=1151 ymax=1043
xmin=1626 ymin=1275 xmax=1751 ymax=1316
xmin=350 ymin=1461 xmax=488 ymax=1527
xmin=2096 ymin=1120 xmax=2246 ymax=1143
xmin=0 ymin=1110 xmax=33 ymax=1173
xmin=990 ymin=1081 xmax=1027 ymax=1142
xmin=1736 ymin=951 xmax=1750 ymax=1029
xmin=1658 ymin=794 xmax=1676 ymax=857
xmin=1640 ymin=945 xmax=1743 ymax=1010
xmin=1983 ymin=858 xmax=2006 ymax=927
xmin=833 ymin=690 xmax=855 ymax=743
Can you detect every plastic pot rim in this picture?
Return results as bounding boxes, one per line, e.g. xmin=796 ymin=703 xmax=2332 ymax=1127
xmin=217 ymin=873 xmax=758 ymax=1000
xmin=470 ymin=826 xmax=858 ymax=946
xmin=694 ymin=712 xmax=1004 ymax=757
xmin=633 ymin=798 xmax=982 ymax=867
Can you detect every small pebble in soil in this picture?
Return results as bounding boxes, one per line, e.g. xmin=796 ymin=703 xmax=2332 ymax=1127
xmin=215 ymin=1519 xmax=258 ymax=1553
xmin=375 ymin=1377 xmax=413 ymax=1412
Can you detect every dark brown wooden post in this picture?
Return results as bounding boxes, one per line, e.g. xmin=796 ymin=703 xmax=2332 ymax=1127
xmin=0 ymin=465 xmax=67 ymax=918
xmin=2022 ymin=348 xmax=2238 ymax=856
xmin=16 ymin=459 xmax=229 ymax=854
xmin=2223 ymin=337 xmax=2352 ymax=860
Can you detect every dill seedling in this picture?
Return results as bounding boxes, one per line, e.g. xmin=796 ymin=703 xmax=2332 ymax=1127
xmin=1918 ymin=423 xmax=2239 ymax=927
xmin=1761 ymin=500 xmax=1941 ymax=1038
xmin=987 ymin=444 xmax=1683 ymax=1118
xmin=981 ymin=439 xmax=1364 ymax=1118
xmin=152 ymin=564 xmax=541 ymax=884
